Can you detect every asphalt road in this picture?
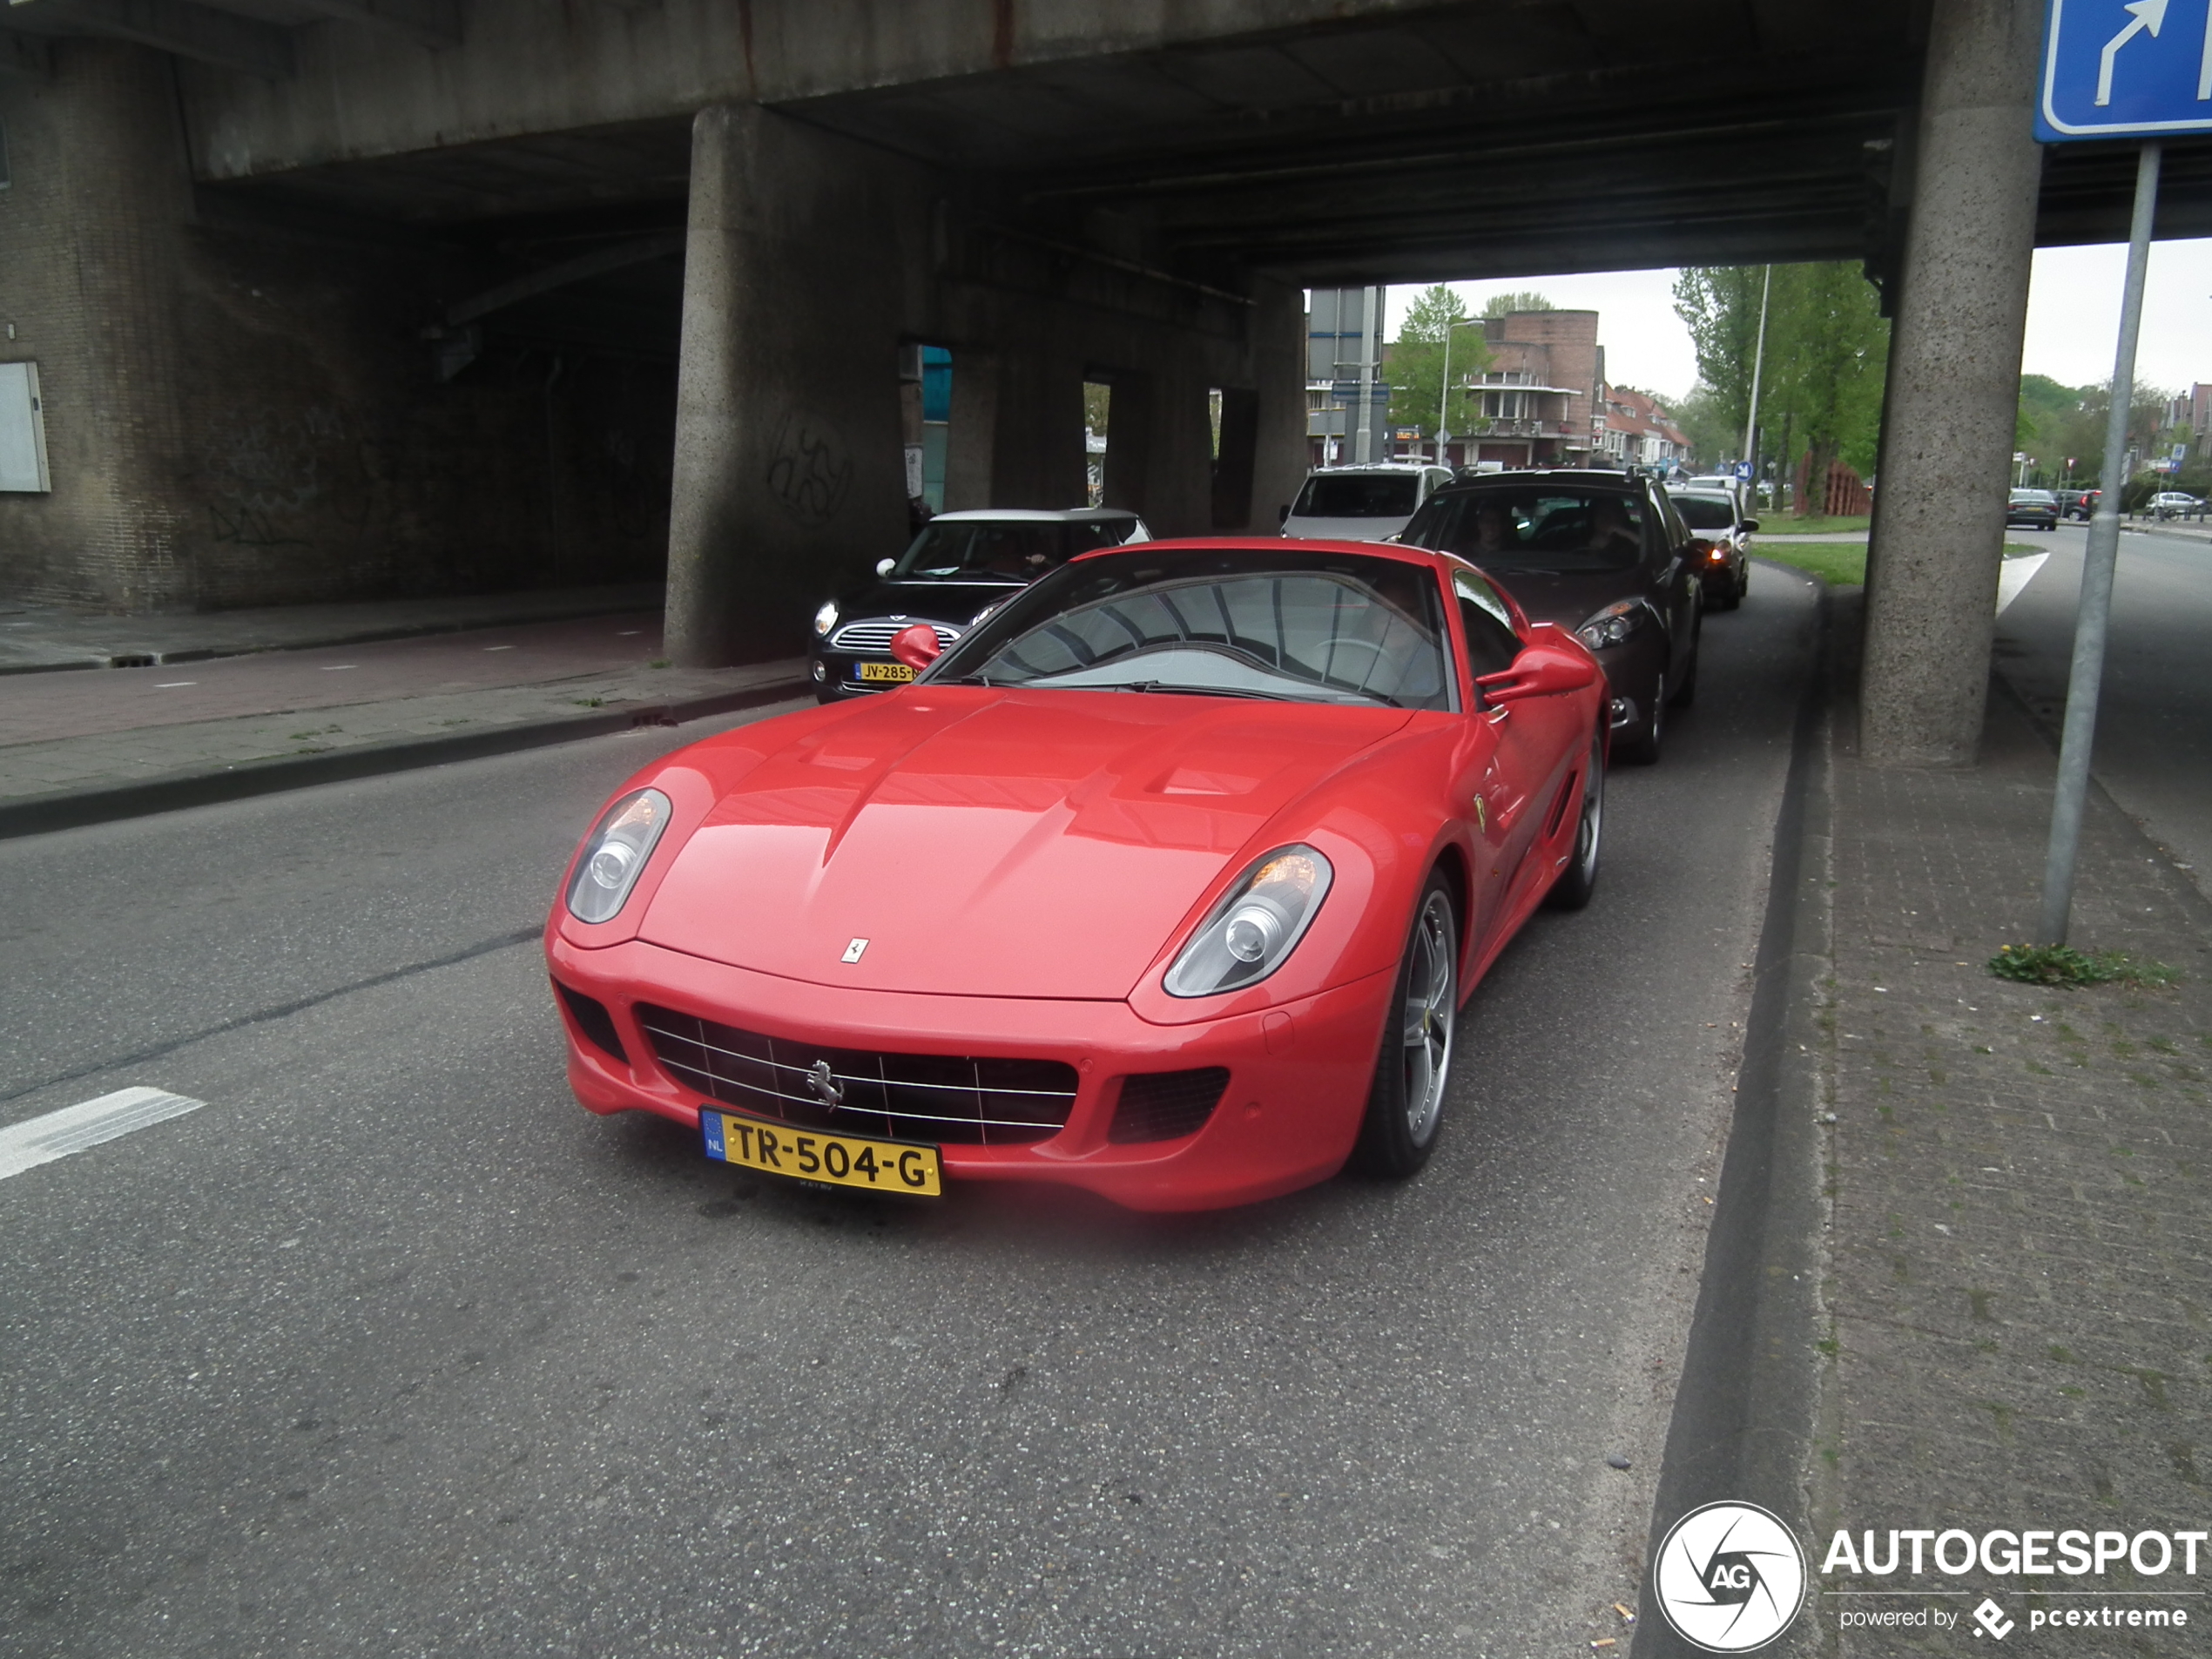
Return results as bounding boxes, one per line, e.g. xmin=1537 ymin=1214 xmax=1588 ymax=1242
xmin=0 ymin=569 xmax=1822 ymax=1658
xmin=1994 ymin=523 xmax=2212 ymax=887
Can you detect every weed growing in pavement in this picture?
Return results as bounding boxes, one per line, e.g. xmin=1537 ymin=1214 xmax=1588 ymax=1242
xmin=1988 ymin=944 xmax=2181 ymax=988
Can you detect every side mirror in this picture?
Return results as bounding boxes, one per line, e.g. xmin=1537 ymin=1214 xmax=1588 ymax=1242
xmin=1277 ymin=504 xmax=1291 ymax=525
xmin=876 ymin=558 xmax=896 ymax=577
xmin=1475 ymin=625 xmax=1600 ymax=705
xmin=889 ymin=624 xmax=942 ymax=671
xmin=1740 ymin=517 xmax=1760 ymax=532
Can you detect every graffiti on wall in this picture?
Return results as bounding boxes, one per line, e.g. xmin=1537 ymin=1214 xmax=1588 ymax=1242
xmin=765 ymin=412 xmax=853 ymax=527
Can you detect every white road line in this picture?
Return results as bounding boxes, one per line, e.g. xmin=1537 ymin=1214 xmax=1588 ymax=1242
xmin=1998 ymin=551 xmax=2051 ymax=615
xmin=0 ymin=1087 xmax=206 ymax=1182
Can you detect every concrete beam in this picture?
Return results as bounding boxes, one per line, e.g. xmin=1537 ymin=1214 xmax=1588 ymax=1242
xmin=281 ymin=0 xmax=460 ymax=51
xmin=11 ymin=0 xmax=293 ymax=78
xmin=1859 ymin=0 xmax=2044 ymax=767
xmin=444 ymin=229 xmax=683 ymax=325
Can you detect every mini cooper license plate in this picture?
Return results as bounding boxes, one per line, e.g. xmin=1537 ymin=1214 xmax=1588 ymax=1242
xmin=701 ymin=1109 xmax=942 ymax=1197
xmin=856 ymin=661 xmax=915 ymax=683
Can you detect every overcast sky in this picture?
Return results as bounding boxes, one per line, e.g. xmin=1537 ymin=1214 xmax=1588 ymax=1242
xmin=1386 ymin=237 xmax=2212 ymax=404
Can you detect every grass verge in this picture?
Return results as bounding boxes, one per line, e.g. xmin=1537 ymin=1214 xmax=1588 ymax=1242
xmin=1757 ymin=543 xmax=2046 ymax=589
xmin=1988 ymin=943 xmax=2180 ymax=988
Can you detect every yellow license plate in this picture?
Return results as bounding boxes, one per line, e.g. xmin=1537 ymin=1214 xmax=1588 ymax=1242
xmin=856 ymin=662 xmax=916 ymax=683
xmin=701 ymin=1109 xmax=942 ymax=1197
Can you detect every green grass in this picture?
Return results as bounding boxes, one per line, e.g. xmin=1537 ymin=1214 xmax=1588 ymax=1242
xmin=1988 ymin=944 xmax=2180 ymax=988
xmin=1759 ymin=512 xmax=1871 ymax=535
xmin=1756 ymin=542 xmax=2045 ymax=589
xmin=1758 ymin=543 xmax=1866 ymax=585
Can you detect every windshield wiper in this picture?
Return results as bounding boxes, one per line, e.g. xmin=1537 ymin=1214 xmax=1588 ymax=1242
xmin=1116 ymin=680 xmax=1403 ymax=706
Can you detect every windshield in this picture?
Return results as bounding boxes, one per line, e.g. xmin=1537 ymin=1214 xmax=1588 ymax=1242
xmin=1291 ymin=474 xmax=1420 ymax=519
xmin=926 ymin=548 xmax=1451 ymax=710
xmin=1401 ymin=486 xmax=1646 ymax=573
xmin=1669 ymin=494 xmax=1737 ymax=530
xmin=890 ymin=519 xmax=1126 ymax=582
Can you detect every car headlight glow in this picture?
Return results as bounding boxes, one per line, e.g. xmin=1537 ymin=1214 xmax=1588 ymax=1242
xmin=567 ymin=788 xmax=672 ymax=924
xmin=813 ymin=600 xmax=840 ymax=638
xmin=1575 ymin=599 xmax=1652 ymax=651
xmin=1163 ymin=846 xmax=1333 ymax=999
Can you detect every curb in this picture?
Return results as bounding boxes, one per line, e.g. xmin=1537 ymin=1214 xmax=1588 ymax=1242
xmin=0 ymin=676 xmax=808 ymax=840
xmin=0 ymin=589 xmax=669 ymax=678
xmin=1632 ymin=580 xmax=1837 ymax=1658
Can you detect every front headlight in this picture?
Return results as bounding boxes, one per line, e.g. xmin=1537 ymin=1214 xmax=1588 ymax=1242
xmin=813 ymin=600 xmax=840 ymax=638
xmin=566 ymin=788 xmax=672 ymax=923
xmin=1163 ymin=846 xmax=1333 ymax=999
xmin=1575 ymin=599 xmax=1652 ymax=651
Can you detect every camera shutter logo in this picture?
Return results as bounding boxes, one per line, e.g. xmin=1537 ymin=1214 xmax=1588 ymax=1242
xmin=1653 ymin=1501 xmax=1806 ymax=1651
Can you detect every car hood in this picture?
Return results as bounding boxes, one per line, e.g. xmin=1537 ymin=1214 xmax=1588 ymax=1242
xmin=639 ymin=690 xmax=1413 ymax=999
xmin=833 ymin=577 xmax=1028 ymax=631
xmin=1469 ymin=563 xmax=1652 ymax=632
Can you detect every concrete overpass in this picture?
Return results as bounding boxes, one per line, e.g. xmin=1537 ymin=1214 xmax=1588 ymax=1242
xmin=3 ymin=0 xmax=2194 ymax=758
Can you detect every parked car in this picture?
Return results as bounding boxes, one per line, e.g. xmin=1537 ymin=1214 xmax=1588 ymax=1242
xmin=1397 ymin=469 xmax=1703 ymax=765
xmin=2056 ymin=488 xmax=2100 ymax=521
xmin=1281 ymin=464 xmax=1453 ymax=542
xmin=2151 ymin=490 xmax=2203 ymax=520
xmin=2005 ymin=489 xmax=2059 ymax=531
xmin=1666 ymin=486 xmax=1759 ymax=610
xmin=549 ymin=539 xmax=1607 ymax=1211
xmin=809 ymin=509 xmax=1149 ymax=701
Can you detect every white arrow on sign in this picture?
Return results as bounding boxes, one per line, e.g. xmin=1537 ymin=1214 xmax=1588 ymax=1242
xmin=2198 ymin=0 xmax=2212 ymax=98
xmin=2099 ymin=0 xmax=2171 ymax=106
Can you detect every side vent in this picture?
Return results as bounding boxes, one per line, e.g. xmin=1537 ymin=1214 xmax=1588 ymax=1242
xmin=1108 ymin=1068 xmax=1230 ymax=1144
xmin=554 ymin=981 xmax=628 ymax=1063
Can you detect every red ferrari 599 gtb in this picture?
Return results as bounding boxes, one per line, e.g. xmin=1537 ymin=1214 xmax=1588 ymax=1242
xmin=545 ymin=540 xmax=1607 ymax=1211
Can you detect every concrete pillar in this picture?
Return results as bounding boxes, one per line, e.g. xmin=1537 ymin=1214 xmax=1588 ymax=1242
xmin=1248 ymin=277 xmax=1312 ymax=533
xmin=942 ymin=347 xmax=999 ymax=514
xmin=988 ymin=341 xmax=1087 ymax=509
xmin=666 ymin=104 xmax=917 ymax=666
xmin=1858 ymin=0 xmax=2044 ymax=765
xmin=1102 ymin=365 xmax=1213 ymax=537
xmin=0 ymin=41 xmax=195 ymax=609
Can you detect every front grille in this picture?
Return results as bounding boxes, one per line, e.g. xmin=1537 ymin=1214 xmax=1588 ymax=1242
xmin=828 ymin=620 xmax=961 ymax=652
xmin=637 ymin=1005 xmax=1076 ymax=1146
xmin=1108 ymin=1068 xmax=1230 ymax=1144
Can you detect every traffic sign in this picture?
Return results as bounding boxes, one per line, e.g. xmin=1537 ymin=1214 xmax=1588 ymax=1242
xmin=2038 ymin=0 xmax=2212 ymax=140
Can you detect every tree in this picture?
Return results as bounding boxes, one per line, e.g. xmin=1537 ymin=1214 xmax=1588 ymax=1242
xmin=1675 ymin=263 xmax=1888 ymax=509
xmin=1669 ymin=384 xmax=1737 ymax=467
xmin=1386 ymin=284 xmax=1490 ymax=441
xmin=1480 ymin=291 xmax=1554 ymax=318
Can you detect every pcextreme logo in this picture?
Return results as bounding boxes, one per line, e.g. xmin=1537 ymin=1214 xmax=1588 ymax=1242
xmin=1653 ymin=1501 xmax=1809 ymax=1651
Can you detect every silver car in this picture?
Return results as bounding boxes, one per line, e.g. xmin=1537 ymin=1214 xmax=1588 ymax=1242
xmin=1281 ymin=464 xmax=1453 ymax=542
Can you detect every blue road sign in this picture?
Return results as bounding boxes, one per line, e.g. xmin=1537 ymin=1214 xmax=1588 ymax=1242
xmin=2039 ymin=0 xmax=2212 ymax=140
xmin=1734 ymin=461 xmax=1754 ymax=481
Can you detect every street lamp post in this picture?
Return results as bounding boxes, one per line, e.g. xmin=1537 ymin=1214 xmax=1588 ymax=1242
xmin=1436 ymin=319 xmax=1485 ymax=467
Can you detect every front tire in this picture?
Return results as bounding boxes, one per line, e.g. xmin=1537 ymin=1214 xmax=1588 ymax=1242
xmin=1350 ymin=873 xmax=1458 ymax=1179
xmin=1546 ymin=732 xmax=1605 ymax=911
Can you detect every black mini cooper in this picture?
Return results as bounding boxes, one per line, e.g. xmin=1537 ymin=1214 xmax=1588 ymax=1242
xmin=809 ymin=509 xmax=1150 ymax=701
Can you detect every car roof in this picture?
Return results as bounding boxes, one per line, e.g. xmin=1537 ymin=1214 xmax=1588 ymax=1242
xmin=928 ymin=508 xmax=1140 ymax=523
xmin=1435 ymin=468 xmax=1645 ymax=493
xmin=1668 ymin=488 xmax=1739 ymax=501
xmin=1065 ymin=534 xmax=1455 ymax=570
xmin=1302 ymin=462 xmax=1443 ymax=475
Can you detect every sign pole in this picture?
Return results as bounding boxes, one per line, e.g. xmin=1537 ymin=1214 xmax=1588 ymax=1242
xmin=2037 ymin=138 xmax=2161 ymax=945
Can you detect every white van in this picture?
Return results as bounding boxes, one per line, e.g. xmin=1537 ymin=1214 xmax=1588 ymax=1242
xmin=1281 ymin=464 xmax=1453 ymax=542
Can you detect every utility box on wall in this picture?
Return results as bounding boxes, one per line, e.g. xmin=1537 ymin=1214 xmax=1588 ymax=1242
xmin=0 ymin=362 xmax=51 ymax=493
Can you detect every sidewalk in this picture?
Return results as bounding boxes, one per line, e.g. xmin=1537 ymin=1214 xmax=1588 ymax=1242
xmin=1805 ymin=594 xmax=2211 ymax=1649
xmin=0 ymin=591 xmax=810 ymax=836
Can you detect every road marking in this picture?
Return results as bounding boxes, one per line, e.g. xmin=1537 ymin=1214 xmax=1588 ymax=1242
xmin=1998 ymin=552 xmax=2051 ymax=615
xmin=0 ymin=1087 xmax=206 ymax=1181
xmin=483 ymin=644 xmax=515 ymax=651
xmin=320 ymin=664 xmax=358 ymax=671
xmin=156 ymin=681 xmax=197 ymax=688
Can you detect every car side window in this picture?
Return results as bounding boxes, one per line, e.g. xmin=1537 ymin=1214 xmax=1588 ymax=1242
xmin=1452 ymin=569 xmax=1522 ymax=682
